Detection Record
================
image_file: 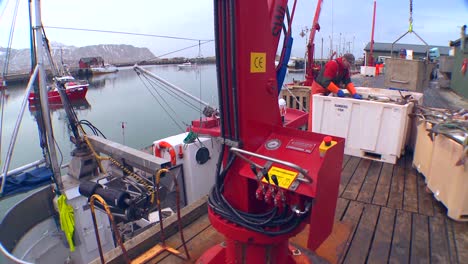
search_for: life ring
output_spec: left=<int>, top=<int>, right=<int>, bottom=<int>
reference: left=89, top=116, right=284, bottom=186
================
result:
left=154, top=141, right=177, bottom=166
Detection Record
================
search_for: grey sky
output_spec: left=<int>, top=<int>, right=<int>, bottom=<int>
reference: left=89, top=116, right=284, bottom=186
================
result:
left=1, top=0, right=467, bottom=59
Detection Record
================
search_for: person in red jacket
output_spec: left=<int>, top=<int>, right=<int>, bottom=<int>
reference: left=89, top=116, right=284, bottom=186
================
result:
left=312, top=53, right=362, bottom=99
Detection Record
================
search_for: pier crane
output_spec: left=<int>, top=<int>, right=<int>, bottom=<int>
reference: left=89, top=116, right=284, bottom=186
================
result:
left=198, top=0, right=344, bottom=263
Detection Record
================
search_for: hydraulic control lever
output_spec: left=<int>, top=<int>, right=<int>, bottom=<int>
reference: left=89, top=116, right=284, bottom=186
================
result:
left=230, top=147, right=312, bottom=183
left=252, top=164, right=266, bottom=200
left=271, top=175, right=286, bottom=208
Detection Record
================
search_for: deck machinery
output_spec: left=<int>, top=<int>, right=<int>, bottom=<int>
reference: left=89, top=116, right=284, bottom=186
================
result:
left=198, top=0, right=344, bottom=263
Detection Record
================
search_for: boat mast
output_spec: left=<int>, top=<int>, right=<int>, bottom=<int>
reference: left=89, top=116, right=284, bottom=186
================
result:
left=33, top=0, right=63, bottom=190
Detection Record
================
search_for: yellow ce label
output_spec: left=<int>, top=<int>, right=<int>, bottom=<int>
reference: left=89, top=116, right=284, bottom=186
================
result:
left=250, top=52, right=266, bottom=73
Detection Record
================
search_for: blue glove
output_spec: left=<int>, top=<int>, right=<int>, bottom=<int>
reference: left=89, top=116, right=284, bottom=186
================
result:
left=336, top=90, right=345, bottom=97
left=352, top=93, right=362, bottom=100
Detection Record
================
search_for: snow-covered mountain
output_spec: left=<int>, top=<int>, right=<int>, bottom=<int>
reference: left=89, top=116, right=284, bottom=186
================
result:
left=0, top=44, right=155, bottom=74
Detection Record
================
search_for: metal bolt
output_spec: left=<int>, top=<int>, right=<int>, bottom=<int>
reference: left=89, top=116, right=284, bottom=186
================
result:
left=292, top=248, right=301, bottom=256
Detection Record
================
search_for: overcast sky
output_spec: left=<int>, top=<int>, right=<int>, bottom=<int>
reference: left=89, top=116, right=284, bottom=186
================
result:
left=0, top=0, right=467, bottom=60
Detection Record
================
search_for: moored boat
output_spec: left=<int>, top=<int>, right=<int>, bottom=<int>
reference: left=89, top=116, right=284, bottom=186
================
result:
left=177, top=62, right=196, bottom=70
left=28, top=76, right=89, bottom=104
left=90, top=64, right=118, bottom=75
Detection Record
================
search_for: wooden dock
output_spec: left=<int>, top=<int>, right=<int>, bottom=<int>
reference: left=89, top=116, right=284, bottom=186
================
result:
left=99, top=154, right=468, bottom=264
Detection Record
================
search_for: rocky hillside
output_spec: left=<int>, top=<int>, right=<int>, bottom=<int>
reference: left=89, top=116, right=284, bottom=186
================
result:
left=0, top=44, right=155, bottom=74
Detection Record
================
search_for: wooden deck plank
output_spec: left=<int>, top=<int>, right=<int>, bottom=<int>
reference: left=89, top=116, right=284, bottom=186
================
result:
left=417, top=172, right=434, bottom=216
left=452, top=220, right=468, bottom=264
left=429, top=215, right=451, bottom=263
left=335, top=197, right=349, bottom=221
left=446, top=219, right=460, bottom=264
left=148, top=214, right=212, bottom=263
left=367, top=207, right=396, bottom=263
left=342, top=155, right=351, bottom=169
left=338, top=157, right=361, bottom=195
left=389, top=210, right=412, bottom=264
left=356, top=161, right=383, bottom=203
left=410, top=214, right=430, bottom=264
left=343, top=204, right=380, bottom=264
left=157, top=226, right=224, bottom=264
left=340, top=201, right=365, bottom=263
left=372, top=163, right=394, bottom=206
left=341, top=159, right=372, bottom=199
left=403, top=158, right=419, bottom=213
left=387, top=157, right=406, bottom=210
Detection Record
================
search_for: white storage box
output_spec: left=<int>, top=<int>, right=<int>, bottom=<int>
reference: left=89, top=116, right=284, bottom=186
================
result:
left=360, top=66, right=376, bottom=77
left=427, top=134, right=468, bottom=221
left=312, top=87, right=423, bottom=164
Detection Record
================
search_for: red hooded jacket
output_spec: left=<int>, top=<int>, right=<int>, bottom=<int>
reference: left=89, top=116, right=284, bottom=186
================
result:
left=315, top=57, right=351, bottom=89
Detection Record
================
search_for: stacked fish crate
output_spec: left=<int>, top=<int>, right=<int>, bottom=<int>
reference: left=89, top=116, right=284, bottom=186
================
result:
left=412, top=107, right=468, bottom=221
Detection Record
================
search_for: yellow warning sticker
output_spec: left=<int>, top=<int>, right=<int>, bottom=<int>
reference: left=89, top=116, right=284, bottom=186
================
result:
left=262, top=166, right=298, bottom=189
left=250, top=52, right=266, bottom=73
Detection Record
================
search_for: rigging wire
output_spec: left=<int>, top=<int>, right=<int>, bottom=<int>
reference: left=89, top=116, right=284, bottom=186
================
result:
left=0, top=0, right=10, bottom=19
left=143, top=74, right=203, bottom=112
left=44, top=25, right=214, bottom=65
left=136, top=73, right=186, bottom=132
left=147, top=40, right=214, bottom=63
left=44, top=26, right=213, bottom=42
left=2, top=0, right=20, bottom=77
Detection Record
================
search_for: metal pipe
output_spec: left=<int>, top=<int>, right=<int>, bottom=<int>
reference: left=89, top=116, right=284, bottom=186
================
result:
left=0, top=159, right=45, bottom=179
left=368, top=0, right=376, bottom=66
left=34, top=0, right=63, bottom=191
left=461, top=25, right=466, bottom=52
left=230, top=147, right=312, bottom=183
left=0, top=65, right=39, bottom=194
left=133, top=66, right=212, bottom=108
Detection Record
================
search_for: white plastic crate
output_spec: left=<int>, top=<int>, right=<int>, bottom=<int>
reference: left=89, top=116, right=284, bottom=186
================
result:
left=360, top=66, right=376, bottom=77
left=312, top=87, right=423, bottom=164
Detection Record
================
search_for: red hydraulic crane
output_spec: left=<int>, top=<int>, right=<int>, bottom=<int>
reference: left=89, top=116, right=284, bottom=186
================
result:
left=304, top=0, right=323, bottom=86
left=197, top=1, right=344, bottom=263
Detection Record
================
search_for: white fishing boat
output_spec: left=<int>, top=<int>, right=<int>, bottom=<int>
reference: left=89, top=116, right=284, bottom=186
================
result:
left=177, top=62, right=196, bottom=70
left=90, top=64, right=118, bottom=75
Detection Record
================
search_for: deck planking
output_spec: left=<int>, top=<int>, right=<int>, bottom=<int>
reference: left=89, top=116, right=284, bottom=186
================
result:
left=149, top=154, right=468, bottom=264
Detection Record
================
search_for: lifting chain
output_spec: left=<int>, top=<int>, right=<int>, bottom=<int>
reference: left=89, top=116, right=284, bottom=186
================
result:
left=409, top=0, right=413, bottom=32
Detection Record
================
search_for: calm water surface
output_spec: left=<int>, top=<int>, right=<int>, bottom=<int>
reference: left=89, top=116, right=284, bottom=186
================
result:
left=1, top=64, right=304, bottom=169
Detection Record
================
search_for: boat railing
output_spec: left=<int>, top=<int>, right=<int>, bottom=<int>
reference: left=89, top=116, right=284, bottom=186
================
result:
left=0, top=243, right=31, bottom=264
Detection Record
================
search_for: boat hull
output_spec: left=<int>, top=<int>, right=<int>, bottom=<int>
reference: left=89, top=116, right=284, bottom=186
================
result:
left=28, top=87, right=88, bottom=104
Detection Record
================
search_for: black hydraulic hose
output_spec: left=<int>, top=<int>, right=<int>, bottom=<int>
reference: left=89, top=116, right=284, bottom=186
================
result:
left=221, top=0, right=233, bottom=140
left=213, top=0, right=225, bottom=140
left=228, top=0, right=240, bottom=141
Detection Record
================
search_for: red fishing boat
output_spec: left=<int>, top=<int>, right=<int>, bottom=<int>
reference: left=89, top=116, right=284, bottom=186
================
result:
left=28, top=76, right=89, bottom=104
